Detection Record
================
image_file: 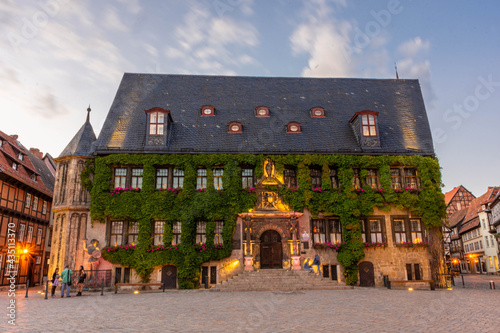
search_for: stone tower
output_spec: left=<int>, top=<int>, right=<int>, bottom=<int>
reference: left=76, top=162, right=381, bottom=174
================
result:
left=49, top=107, right=96, bottom=275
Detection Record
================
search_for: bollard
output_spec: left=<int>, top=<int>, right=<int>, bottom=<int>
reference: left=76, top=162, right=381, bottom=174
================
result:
left=204, top=277, right=208, bottom=289
left=163, top=282, right=166, bottom=292
left=25, top=279, right=30, bottom=298
left=44, top=278, right=49, bottom=300
left=461, top=275, right=465, bottom=288
left=489, top=281, right=495, bottom=290
left=101, top=278, right=104, bottom=296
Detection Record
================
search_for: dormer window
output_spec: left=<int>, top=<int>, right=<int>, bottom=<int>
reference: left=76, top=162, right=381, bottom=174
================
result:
left=361, top=114, right=377, bottom=136
left=150, top=113, right=163, bottom=135
left=287, top=122, right=301, bottom=133
left=255, top=106, right=269, bottom=117
left=31, top=174, right=37, bottom=182
left=349, top=110, right=380, bottom=149
left=12, top=162, right=18, bottom=171
left=18, top=153, right=24, bottom=161
left=201, top=105, right=215, bottom=116
left=310, top=107, right=325, bottom=118
left=145, top=107, right=173, bottom=147
left=228, top=121, right=242, bottom=133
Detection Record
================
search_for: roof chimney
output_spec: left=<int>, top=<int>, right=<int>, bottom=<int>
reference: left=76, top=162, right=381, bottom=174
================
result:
left=10, top=134, right=18, bottom=140
left=30, top=148, right=43, bottom=159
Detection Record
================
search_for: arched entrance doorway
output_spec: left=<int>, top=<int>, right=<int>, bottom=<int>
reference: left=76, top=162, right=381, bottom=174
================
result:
left=359, top=261, right=375, bottom=287
left=260, top=230, right=282, bottom=269
left=161, top=265, right=177, bottom=289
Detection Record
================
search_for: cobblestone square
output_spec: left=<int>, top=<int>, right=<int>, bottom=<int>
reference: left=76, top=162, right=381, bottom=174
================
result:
left=2, top=277, right=499, bottom=333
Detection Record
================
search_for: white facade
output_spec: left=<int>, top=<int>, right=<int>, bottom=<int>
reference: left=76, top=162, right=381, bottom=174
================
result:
left=478, top=211, right=499, bottom=273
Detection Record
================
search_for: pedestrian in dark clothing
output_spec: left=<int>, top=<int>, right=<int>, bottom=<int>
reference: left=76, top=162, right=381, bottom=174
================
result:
left=51, top=268, right=59, bottom=298
left=313, top=254, right=321, bottom=276
left=77, top=266, right=86, bottom=296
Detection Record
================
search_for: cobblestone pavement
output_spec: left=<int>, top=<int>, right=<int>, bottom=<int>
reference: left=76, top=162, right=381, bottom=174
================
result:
left=1, top=283, right=499, bottom=333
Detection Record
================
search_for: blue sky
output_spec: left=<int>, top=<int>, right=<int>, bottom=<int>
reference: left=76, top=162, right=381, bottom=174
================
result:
left=1, top=0, right=499, bottom=196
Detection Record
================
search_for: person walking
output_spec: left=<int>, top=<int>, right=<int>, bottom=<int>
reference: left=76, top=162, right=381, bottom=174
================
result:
left=60, top=265, right=73, bottom=298
left=51, top=268, right=60, bottom=298
left=76, top=266, right=86, bottom=296
left=313, top=254, right=321, bottom=276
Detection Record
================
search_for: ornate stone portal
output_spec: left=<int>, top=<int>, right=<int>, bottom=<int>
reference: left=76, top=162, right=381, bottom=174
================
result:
left=239, top=158, right=303, bottom=271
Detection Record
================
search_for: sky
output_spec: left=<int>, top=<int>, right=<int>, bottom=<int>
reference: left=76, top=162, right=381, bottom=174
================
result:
left=1, top=0, right=499, bottom=197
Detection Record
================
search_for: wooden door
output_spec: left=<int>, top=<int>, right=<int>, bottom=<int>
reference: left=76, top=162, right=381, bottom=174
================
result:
left=260, top=230, right=282, bottom=269
left=359, top=261, right=375, bottom=287
left=161, top=265, right=177, bottom=289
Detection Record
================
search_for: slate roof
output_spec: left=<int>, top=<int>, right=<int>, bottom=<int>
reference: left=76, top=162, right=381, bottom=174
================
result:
left=0, top=130, right=54, bottom=197
left=94, top=73, right=435, bottom=155
left=59, top=118, right=96, bottom=158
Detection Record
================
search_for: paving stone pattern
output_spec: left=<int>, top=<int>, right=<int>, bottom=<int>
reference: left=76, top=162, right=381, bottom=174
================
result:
left=1, top=284, right=499, bottom=332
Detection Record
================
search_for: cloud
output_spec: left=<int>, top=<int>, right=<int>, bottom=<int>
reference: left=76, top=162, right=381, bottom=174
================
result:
left=103, top=5, right=129, bottom=32
left=398, top=36, right=430, bottom=58
left=397, top=37, right=435, bottom=104
left=164, top=2, right=259, bottom=74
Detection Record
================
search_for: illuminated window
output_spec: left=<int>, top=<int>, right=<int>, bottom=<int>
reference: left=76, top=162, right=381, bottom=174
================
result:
left=390, top=168, right=402, bottom=190
left=312, top=219, right=326, bottom=243
left=213, top=168, right=224, bottom=190
left=365, top=169, right=379, bottom=189
left=156, top=168, right=169, bottom=189
left=128, top=222, right=139, bottom=245
left=329, top=220, right=342, bottom=243
left=196, top=221, right=206, bottom=244
left=197, top=168, right=207, bottom=190
left=172, top=222, right=181, bottom=245
left=352, top=168, right=361, bottom=189
left=214, top=221, right=223, bottom=245
left=241, top=168, right=254, bottom=189
left=153, top=221, right=165, bottom=246
left=404, top=168, right=419, bottom=189
left=149, top=111, right=165, bottom=135
left=110, top=221, right=123, bottom=246
left=410, top=219, right=423, bottom=243
left=361, top=114, right=377, bottom=137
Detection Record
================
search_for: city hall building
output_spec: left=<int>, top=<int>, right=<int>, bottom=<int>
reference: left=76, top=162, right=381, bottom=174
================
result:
left=49, top=74, right=446, bottom=289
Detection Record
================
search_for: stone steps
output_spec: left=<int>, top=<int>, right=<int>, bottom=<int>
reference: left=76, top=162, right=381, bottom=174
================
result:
left=211, top=269, right=353, bottom=292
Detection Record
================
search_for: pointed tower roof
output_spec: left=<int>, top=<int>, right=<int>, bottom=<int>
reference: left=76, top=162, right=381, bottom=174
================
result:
left=59, top=106, right=96, bottom=158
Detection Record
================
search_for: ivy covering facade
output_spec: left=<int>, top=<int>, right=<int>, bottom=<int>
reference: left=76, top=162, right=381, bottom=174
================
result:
left=84, top=153, right=446, bottom=288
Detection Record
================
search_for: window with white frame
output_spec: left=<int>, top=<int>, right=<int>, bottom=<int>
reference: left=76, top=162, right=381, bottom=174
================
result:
left=110, top=221, right=123, bottom=246
left=213, top=168, right=223, bottom=190
left=36, top=228, right=43, bottom=245
left=26, top=226, right=34, bottom=243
